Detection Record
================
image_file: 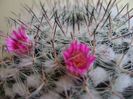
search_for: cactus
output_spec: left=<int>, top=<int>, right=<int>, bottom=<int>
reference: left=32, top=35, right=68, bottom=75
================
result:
left=0, top=0, right=133, bottom=99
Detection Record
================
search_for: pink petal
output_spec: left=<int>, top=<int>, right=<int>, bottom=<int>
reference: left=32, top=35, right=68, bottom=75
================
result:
left=87, top=55, right=96, bottom=65
left=19, top=26, right=28, bottom=40
left=63, top=51, right=70, bottom=60
left=7, top=46, right=14, bottom=52
left=67, top=46, right=73, bottom=54
left=12, top=30, right=19, bottom=39
left=78, top=69, right=85, bottom=75
left=6, top=38, right=15, bottom=51
left=70, top=40, right=78, bottom=50
left=67, top=65, right=75, bottom=73
left=84, top=44, right=90, bottom=53
left=79, top=43, right=89, bottom=53
left=6, top=38, right=14, bottom=45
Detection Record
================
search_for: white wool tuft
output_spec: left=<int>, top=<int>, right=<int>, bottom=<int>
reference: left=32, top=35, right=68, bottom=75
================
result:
left=43, top=60, right=57, bottom=72
left=27, top=74, right=41, bottom=88
left=18, top=57, right=33, bottom=68
left=0, top=68, right=18, bottom=79
left=130, top=17, right=133, bottom=27
left=89, top=67, right=108, bottom=86
left=12, top=82, right=28, bottom=96
left=115, top=54, right=129, bottom=67
left=80, top=90, right=102, bottom=99
left=96, top=45, right=115, bottom=62
left=123, top=38, right=131, bottom=44
left=112, top=38, right=123, bottom=45
left=127, top=47, right=133, bottom=61
left=110, top=7, right=117, bottom=17
left=108, top=95, right=122, bottom=99
left=115, top=47, right=133, bottom=69
left=40, top=91, right=60, bottom=99
left=55, top=75, right=74, bottom=92
left=4, top=86, right=14, bottom=98
left=112, top=74, right=132, bottom=92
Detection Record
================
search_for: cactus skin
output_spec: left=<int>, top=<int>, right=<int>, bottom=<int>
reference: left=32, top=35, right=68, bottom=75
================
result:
left=0, top=0, right=133, bottom=99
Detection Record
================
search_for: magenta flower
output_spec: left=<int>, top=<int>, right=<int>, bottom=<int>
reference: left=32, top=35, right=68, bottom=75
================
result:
left=6, top=26, right=32, bottom=55
left=63, top=40, right=95, bottom=76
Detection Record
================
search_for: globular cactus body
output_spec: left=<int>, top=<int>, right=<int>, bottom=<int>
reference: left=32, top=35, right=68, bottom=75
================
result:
left=0, top=0, right=133, bottom=99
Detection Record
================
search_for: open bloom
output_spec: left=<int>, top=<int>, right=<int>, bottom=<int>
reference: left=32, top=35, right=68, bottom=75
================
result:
left=6, top=26, right=32, bottom=55
left=63, top=40, right=95, bottom=76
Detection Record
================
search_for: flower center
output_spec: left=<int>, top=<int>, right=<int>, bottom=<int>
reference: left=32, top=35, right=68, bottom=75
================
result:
left=69, top=51, right=87, bottom=67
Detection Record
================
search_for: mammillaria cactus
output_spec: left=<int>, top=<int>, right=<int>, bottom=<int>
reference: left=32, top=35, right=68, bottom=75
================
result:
left=0, top=0, right=133, bottom=99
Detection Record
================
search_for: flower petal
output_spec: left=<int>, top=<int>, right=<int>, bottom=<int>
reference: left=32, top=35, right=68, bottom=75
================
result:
left=63, top=51, right=70, bottom=60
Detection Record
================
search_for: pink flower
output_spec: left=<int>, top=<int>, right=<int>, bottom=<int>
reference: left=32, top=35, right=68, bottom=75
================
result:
left=63, top=40, right=95, bottom=76
left=6, top=26, right=32, bottom=55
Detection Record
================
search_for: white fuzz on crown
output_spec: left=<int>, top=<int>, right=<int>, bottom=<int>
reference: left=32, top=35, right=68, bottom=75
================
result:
left=12, top=82, right=28, bottom=96
left=4, top=86, right=14, bottom=98
left=89, top=67, right=108, bottom=86
left=96, top=45, right=115, bottom=62
left=43, top=60, right=57, bottom=73
left=40, top=91, right=60, bottom=99
left=55, top=75, right=74, bottom=92
left=112, top=73, right=132, bottom=92
left=27, top=74, right=41, bottom=88
left=0, top=68, right=18, bottom=79
left=80, top=89, right=102, bottom=99
left=108, top=94, right=123, bottom=99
